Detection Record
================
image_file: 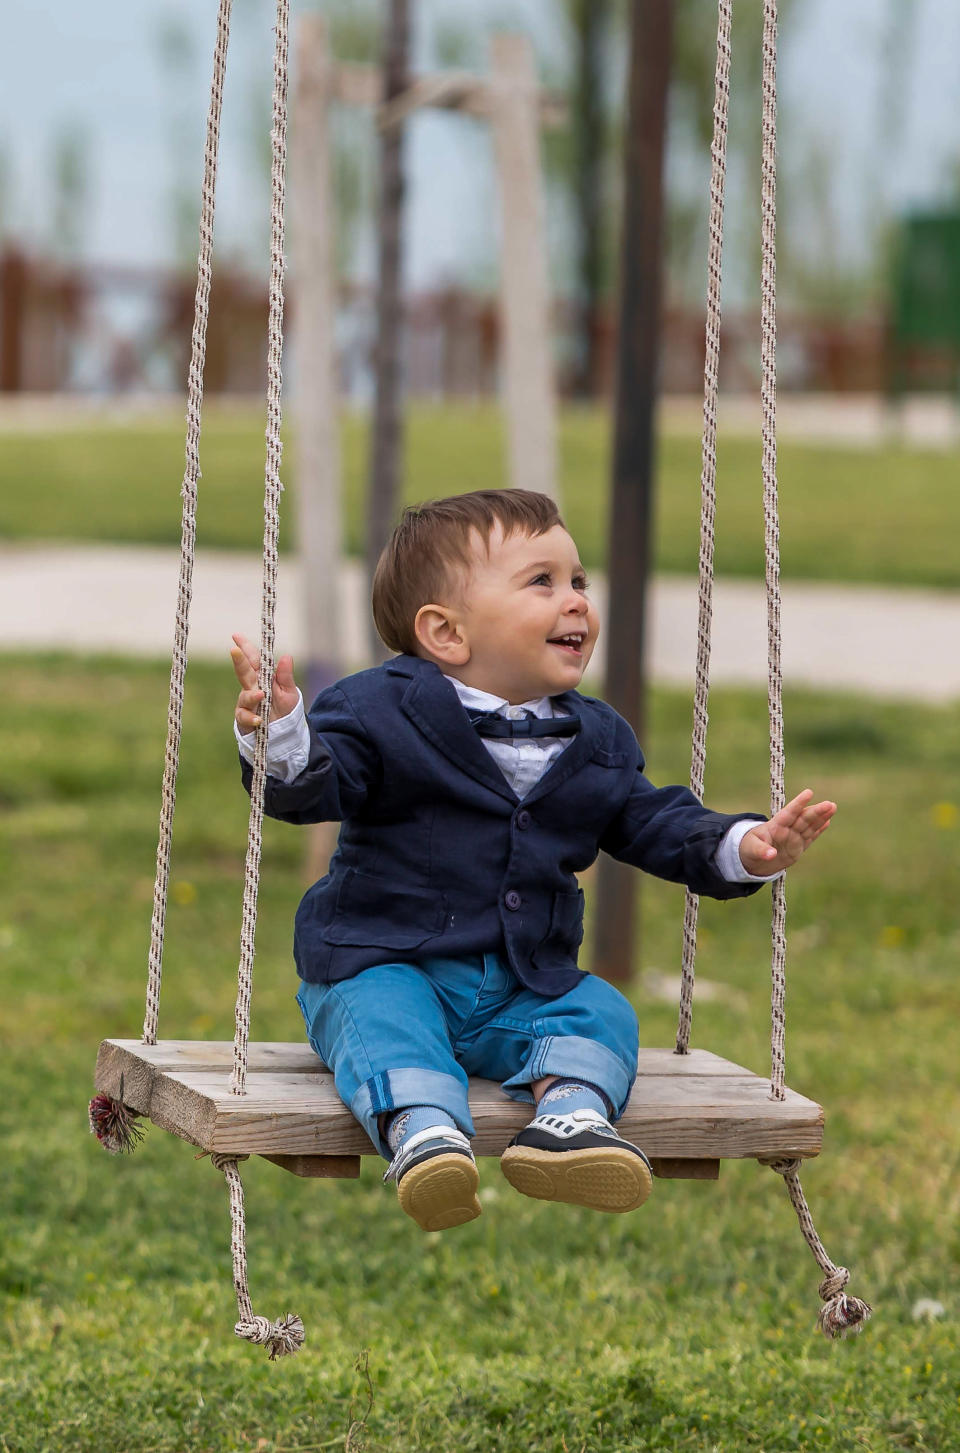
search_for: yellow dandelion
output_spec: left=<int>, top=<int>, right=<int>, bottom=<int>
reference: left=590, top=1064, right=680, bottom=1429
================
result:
left=933, top=802, right=958, bottom=830
left=879, top=925, right=904, bottom=948
left=172, top=880, right=198, bottom=906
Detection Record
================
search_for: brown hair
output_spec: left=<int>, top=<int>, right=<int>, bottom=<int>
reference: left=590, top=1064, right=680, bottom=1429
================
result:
left=372, top=488, right=564, bottom=655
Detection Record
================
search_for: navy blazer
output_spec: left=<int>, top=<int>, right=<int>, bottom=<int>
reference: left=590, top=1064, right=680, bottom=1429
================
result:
left=241, top=655, right=764, bottom=997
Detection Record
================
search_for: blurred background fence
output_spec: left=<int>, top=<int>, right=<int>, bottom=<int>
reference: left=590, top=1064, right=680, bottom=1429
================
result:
left=0, top=241, right=921, bottom=399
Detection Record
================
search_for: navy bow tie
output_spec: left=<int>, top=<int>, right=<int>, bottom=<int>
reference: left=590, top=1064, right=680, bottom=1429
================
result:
left=470, top=709, right=581, bottom=740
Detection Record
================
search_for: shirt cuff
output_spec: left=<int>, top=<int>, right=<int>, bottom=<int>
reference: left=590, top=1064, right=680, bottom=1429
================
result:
left=716, top=818, right=784, bottom=883
left=233, top=690, right=311, bottom=785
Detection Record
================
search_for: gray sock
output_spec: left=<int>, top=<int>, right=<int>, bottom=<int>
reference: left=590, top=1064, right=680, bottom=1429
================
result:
left=386, top=1104, right=458, bottom=1155
left=537, top=1078, right=611, bottom=1120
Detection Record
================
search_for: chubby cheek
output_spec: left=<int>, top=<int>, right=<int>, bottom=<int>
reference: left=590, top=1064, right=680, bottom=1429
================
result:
left=583, top=606, right=600, bottom=660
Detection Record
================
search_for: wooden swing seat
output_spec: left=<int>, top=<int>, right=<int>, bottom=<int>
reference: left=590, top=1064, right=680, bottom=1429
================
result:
left=94, top=1038, right=823, bottom=1182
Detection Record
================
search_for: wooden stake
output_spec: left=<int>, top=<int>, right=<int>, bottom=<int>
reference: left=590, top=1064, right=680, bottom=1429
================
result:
left=291, top=12, right=344, bottom=879
left=490, top=33, right=559, bottom=502
left=291, top=14, right=343, bottom=693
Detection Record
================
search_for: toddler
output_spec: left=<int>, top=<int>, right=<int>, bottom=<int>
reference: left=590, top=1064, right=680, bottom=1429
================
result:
left=232, top=489, right=834, bottom=1231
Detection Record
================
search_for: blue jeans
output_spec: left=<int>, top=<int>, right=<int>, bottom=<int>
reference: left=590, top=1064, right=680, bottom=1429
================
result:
left=296, top=952, right=639, bottom=1158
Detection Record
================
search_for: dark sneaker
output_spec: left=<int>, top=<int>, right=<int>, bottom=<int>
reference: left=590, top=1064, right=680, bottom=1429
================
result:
left=383, top=1126, right=481, bottom=1232
left=500, top=1108, right=652, bottom=1213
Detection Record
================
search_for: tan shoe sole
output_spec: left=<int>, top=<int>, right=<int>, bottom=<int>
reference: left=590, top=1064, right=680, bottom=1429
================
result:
left=500, top=1143, right=653, bottom=1214
left=396, top=1152, right=482, bottom=1232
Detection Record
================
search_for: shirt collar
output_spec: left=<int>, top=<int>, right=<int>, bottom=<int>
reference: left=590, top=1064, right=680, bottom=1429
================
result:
left=442, top=675, right=558, bottom=720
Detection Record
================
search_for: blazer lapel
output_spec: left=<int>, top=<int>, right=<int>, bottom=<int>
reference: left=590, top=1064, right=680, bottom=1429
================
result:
left=521, top=690, right=609, bottom=804
left=393, top=658, right=520, bottom=803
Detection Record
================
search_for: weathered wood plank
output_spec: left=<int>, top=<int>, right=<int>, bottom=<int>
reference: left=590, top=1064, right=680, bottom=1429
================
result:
left=261, top=1154, right=361, bottom=1179
left=96, top=1040, right=323, bottom=1079
left=649, top=1158, right=720, bottom=1181
left=97, top=1040, right=754, bottom=1079
left=164, top=1069, right=816, bottom=1115
left=198, top=1102, right=821, bottom=1160
left=94, top=1039, right=823, bottom=1163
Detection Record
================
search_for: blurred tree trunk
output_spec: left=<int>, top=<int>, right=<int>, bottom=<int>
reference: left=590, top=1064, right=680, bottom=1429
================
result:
left=569, top=0, right=609, bottom=399
left=365, top=0, right=410, bottom=659
left=592, top=0, right=672, bottom=985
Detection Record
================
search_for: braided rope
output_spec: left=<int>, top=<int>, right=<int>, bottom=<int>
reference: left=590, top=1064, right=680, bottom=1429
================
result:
left=143, top=0, right=233, bottom=1046
left=676, top=0, right=733, bottom=1056
left=127, top=0, right=306, bottom=1358
left=765, top=1160, right=872, bottom=1338
left=212, top=1154, right=305, bottom=1358
left=758, top=7, right=869, bottom=1332
left=760, top=0, right=787, bottom=1100
left=231, top=0, right=290, bottom=1097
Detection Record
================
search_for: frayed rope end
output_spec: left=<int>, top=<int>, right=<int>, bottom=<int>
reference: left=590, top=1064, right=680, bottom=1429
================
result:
left=818, top=1292, right=872, bottom=1340
left=88, top=1093, right=145, bottom=1154
left=236, top=1312, right=305, bottom=1360
left=817, top=1270, right=872, bottom=1340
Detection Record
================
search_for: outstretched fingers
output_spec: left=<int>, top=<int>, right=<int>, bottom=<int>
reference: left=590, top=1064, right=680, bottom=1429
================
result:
left=768, top=791, right=836, bottom=863
left=231, top=633, right=265, bottom=731
left=777, top=787, right=814, bottom=823
left=777, top=789, right=836, bottom=834
left=231, top=633, right=261, bottom=687
left=231, top=635, right=300, bottom=730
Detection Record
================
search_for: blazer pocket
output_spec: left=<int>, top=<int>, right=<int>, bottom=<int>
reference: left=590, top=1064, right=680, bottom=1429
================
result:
left=531, top=887, right=585, bottom=972
left=325, top=868, right=447, bottom=948
left=544, top=887, right=586, bottom=948
left=590, top=748, right=629, bottom=769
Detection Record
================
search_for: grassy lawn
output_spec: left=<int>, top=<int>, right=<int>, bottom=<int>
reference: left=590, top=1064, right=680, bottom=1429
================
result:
left=2, top=653, right=959, bottom=1450
left=2, top=402, right=960, bottom=588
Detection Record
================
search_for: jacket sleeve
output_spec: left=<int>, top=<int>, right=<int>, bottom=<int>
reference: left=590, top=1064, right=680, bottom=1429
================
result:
left=239, top=683, right=381, bottom=825
left=598, top=764, right=767, bottom=900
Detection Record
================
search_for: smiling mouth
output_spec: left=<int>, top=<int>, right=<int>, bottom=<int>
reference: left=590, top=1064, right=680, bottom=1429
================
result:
left=548, top=633, right=585, bottom=655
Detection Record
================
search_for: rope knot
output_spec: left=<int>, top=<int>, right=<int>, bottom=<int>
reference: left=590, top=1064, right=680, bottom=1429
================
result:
left=818, top=1267, right=849, bottom=1301
left=766, top=1157, right=802, bottom=1178
left=766, top=1159, right=873, bottom=1338
left=236, top=1312, right=305, bottom=1360
left=210, top=1152, right=250, bottom=1171
left=815, top=1267, right=872, bottom=1340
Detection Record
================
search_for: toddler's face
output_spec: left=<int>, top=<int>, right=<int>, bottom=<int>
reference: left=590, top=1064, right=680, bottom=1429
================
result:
left=452, top=522, right=599, bottom=702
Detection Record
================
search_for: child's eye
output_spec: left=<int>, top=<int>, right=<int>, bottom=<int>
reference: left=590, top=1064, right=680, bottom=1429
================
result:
left=574, top=576, right=590, bottom=592
left=530, top=572, right=552, bottom=586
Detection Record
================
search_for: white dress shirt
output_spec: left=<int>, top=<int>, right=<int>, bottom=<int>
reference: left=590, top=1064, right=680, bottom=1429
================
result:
left=234, top=674, right=778, bottom=884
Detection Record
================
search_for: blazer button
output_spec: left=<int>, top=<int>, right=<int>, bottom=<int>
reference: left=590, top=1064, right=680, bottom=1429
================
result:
left=515, top=810, right=531, bottom=830
left=504, top=890, right=522, bottom=911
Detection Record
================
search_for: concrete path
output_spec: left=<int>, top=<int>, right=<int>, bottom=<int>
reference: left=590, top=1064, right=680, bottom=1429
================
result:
left=4, top=541, right=958, bottom=703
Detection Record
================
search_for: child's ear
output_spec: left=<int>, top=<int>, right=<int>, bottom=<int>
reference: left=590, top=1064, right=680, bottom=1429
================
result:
left=414, top=604, right=470, bottom=665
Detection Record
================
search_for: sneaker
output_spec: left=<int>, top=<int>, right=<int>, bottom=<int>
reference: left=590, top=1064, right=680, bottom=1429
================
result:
left=500, top=1108, right=652, bottom=1213
left=383, top=1126, right=481, bottom=1232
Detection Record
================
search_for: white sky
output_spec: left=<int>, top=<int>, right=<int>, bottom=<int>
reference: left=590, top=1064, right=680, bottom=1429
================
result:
left=1, top=0, right=958, bottom=294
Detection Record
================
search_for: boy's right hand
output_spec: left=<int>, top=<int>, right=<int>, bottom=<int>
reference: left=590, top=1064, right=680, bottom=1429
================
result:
left=231, top=632, right=300, bottom=731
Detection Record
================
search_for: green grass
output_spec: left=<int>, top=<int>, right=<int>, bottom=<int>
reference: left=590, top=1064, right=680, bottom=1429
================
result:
left=2, top=403, right=960, bottom=587
left=2, top=653, right=959, bottom=1450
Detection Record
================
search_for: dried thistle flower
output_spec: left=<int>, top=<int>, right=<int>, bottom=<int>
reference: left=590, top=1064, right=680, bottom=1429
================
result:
left=88, top=1092, right=145, bottom=1154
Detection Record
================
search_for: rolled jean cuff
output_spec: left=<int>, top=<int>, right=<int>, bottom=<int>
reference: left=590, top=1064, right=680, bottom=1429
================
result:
left=500, top=1034, right=636, bottom=1120
left=351, top=1067, right=475, bottom=1158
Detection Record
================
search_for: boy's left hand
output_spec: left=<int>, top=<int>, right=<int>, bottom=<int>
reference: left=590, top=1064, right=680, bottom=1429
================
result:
left=739, top=789, right=836, bottom=876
